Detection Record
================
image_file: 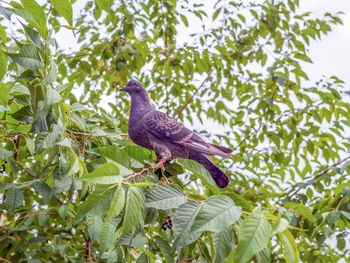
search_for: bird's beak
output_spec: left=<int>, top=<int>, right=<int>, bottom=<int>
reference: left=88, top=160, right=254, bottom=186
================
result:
left=119, top=86, right=127, bottom=92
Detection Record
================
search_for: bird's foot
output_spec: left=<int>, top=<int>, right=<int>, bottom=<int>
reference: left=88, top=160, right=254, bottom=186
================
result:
left=155, top=159, right=168, bottom=171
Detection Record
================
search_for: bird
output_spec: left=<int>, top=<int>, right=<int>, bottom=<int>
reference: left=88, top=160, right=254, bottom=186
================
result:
left=120, top=79, right=232, bottom=188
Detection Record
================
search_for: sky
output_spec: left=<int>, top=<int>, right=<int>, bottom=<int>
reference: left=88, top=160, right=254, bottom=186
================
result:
left=299, top=1, right=350, bottom=85
left=55, top=0, right=350, bottom=89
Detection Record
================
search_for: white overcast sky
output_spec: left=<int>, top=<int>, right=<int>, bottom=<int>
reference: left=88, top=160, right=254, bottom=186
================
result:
left=56, top=0, right=350, bottom=87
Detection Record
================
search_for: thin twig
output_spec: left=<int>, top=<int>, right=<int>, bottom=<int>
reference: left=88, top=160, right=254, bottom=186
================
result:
left=288, top=155, right=350, bottom=199
left=0, top=257, right=11, bottom=263
left=179, top=255, right=200, bottom=263
left=314, top=155, right=350, bottom=179
left=176, top=68, right=214, bottom=120
left=66, top=129, right=82, bottom=156
left=12, top=135, right=36, bottom=178
left=335, top=198, right=344, bottom=212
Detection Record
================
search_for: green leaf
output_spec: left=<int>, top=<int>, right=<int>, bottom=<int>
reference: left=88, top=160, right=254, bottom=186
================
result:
left=191, top=195, right=242, bottom=233
left=174, top=201, right=202, bottom=248
left=0, top=50, right=7, bottom=82
left=99, top=222, right=117, bottom=254
left=155, top=236, right=174, bottom=263
left=95, top=0, right=112, bottom=13
left=34, top=181, right=52, bottom=204
left=78, top=163, right=122, bottom=184
left=91, top=146, right=130, bottom=168
left=5, top=187, right=24, bottom=213
left=234, top=214, right=272, bottom=263
left=294, top=53, right=313, bottom=63
left=0, top=24, right=6, bottom=42
left=278, top=229, right=299, bottom=263
left=21, top=0, right=46, bottom=27
left=41, top=61, right=58, bottom=86
left=284, top=202, right=315, bottom=223
left=75, top=185, right=115, bottom=221
left=177, top=159, right=218, bottom=189
left=23, top=24, right=43, bottom=50
left=0, top=148, right=13, bottom=159
left=180, top=14, right=189, bottom=27
left=213, top=226, right=234, bottom=263
left=106, top=183, right=125, bottom=221
left=0, top=83, right=9, bottom=106
left=256, top=248, right=271, bottom=263
left=122, top=186, right=143, bottom=235
left=146, top=184, right=187, bottom=209
left=51, top=0, right=73, bottom=26
left=222, top=192, right=251, bottom=212
left=6, top=44, right=44, bottom=70
left=272, top=217, right=289, bottom=235
left=87, top=215, right=103, bottom=243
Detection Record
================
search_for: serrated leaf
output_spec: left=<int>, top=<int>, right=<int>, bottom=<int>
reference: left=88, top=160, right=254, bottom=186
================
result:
left=278, top=229, right=299, bottom=263
left=78, top=163, right=122, bottom=184
left=41, top=61, right=58, bottom=86
left=99, top=222, right=117, bottom=254
left=0, top=148, right=13, bottom=159
left=284, top=202, right=315, bottom=223
left=87, top=215, right=103, bottom=243
left=95, top=0, right=112, bottom=13
left=146, top=184, right=187, bottom=209
left=122, top=186, right=143, bottom=235
left=34, top=181, right=52, bottom=204
left=0, top=24, right=6, bottom=42
left=75, top=185, right=115, bottom=221
left=6, top=44, right=44, bottom=70
left=5, top=187, right=24, bottom=213
left=0, top=50, right=7, bottom=82
left=174, top=201, right=202, bottom=248
left=91, top=146, right=130, bottom=168
left=234, top=214, right=272, bottom=263
left=21, top=0, right=46, bottom=27
left=177, top=159, right=218, bottom=189
left=106, top=183, right=125, bottom=221
left=191, top=195, right=241, bottom=233
left=0, top=83, right=9, bottom=106
left=272, top=217, right=289, bottom=235
left=213, top=226, right=234, bottom=263
left=155, top=236, right=174, bottom=263
left=257, top=248, right=271, bottom=263
left=180, top=14, right=188, bottom=26
left=51, top=0, right=73, bottom=26
left=294, top=53, right=312, bottom=63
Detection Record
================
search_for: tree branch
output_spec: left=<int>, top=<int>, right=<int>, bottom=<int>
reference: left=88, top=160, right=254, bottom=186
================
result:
left=288, top=155, right=350, bottom=199
left=176, top=68, right=214, bottom=120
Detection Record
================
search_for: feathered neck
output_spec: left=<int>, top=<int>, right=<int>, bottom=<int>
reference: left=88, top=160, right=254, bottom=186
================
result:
left=129, top=89, right=153, bottom=122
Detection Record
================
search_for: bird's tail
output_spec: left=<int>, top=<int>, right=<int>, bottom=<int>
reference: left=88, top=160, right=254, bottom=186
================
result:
left=210, top=144, right=233, bottom=154
left=189, top=151, right=229, bottom=188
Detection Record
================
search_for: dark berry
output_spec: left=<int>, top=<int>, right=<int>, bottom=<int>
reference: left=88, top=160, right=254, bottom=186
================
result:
left=4, top=161, right=7, bottom=163
left=14, top=139, right=17, bottom=143
left=162, top=226, right=167, bottom=231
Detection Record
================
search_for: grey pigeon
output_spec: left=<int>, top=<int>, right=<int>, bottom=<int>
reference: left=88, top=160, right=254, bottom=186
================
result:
left=120, top=80, right=232, bottom=188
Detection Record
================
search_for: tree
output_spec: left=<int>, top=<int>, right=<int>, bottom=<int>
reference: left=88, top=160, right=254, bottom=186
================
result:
left=0, top=0, right=349, bottom=262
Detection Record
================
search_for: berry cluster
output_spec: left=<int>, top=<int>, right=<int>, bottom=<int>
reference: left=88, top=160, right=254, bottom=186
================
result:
left=162, top=215, right=172, bottom=230
left=0, top=161, right=7, bottom=174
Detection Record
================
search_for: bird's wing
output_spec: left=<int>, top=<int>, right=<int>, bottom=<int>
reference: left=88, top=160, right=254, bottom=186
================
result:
left=143, top=110, right=232, bottom=159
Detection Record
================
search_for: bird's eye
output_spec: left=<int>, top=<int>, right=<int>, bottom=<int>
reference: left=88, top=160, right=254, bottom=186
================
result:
left=131, top=82, right=135, bottom=86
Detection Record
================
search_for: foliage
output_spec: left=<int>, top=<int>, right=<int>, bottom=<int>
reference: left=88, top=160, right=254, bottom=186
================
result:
left=0, top=0, right=349, bottom=262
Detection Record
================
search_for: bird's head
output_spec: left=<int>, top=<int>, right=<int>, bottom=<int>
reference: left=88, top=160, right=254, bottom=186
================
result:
left=120, top=80, right=144, bottom=94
